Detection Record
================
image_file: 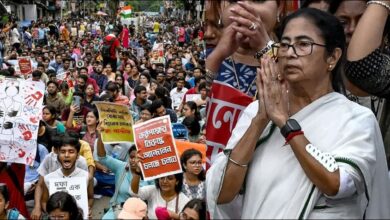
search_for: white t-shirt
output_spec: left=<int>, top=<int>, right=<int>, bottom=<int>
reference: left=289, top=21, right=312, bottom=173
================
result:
left=170, top=87, right=188, bottom=110
left=130, top=185, right=190, bottom=220
left=44, top=167, right=89, bottom=190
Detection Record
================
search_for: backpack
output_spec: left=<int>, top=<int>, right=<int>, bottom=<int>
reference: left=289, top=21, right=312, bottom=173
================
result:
left=101, top=37, right=115, bottom=58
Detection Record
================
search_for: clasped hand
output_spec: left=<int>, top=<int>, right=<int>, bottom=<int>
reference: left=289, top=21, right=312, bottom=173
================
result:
left=256, top=57, right=289, bottom=128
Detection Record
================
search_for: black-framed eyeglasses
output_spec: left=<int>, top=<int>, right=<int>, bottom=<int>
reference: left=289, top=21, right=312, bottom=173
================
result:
left=275, top=41, right=326, bottom=57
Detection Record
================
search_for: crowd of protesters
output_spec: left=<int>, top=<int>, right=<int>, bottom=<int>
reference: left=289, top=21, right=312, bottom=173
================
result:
left=0, top=9, right=207, bottom=220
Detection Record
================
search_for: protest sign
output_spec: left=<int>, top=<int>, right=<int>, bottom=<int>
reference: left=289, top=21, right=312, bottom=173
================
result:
left=186, top=94, right=201, bottom=102
left=133, top=115, right=182, bottom=181
left=18, top=57, right=33, bottom=75
left=0, top=78, right=45, bottom=165
left=175, top=140, right=206, bottom=165
left=95, top=102, right=133, bottom=144
left=49, top=177, right=88, bottom=219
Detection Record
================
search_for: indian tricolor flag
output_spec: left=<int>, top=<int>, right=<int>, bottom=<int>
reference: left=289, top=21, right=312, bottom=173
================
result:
left=120, top=6, right=132, bottom=19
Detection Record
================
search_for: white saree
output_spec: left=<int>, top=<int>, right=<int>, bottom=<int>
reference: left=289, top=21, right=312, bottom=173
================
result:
left=206, top=92, right=390, bottom=219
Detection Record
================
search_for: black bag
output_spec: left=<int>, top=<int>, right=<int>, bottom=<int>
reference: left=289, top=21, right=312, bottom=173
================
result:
left=102, top=37, right=115, bottom=58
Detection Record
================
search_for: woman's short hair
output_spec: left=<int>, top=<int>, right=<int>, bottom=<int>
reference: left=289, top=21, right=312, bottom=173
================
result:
left=182, top=199, right=207, bottom=220
left=276, top=8, right=346, bottom=93
left=180, top=148, right=205, bottom=181
left=46, top=191, right=83, bottom=220
left=155, top=173, right=184, bottom=193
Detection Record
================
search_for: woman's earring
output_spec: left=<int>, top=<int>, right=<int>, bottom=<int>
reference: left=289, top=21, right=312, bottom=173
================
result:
left=218, top=18, right=222, bottom=27
left=277, top=15, right=280, bottom=23
left=328, top=65, right=333, bottom=71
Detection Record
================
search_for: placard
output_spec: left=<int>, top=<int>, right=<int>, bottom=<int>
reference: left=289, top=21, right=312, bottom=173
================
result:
left=0, top=78, right=45, bottom=165
left=186, top=94, right=201, bottom=102
left=49, top=177, right=88, bottom=219
left=18, top=57, right=33, bottom=75
left=95, top=102, right=134, bottom=144
left=133, top=115, right=182, bottom=181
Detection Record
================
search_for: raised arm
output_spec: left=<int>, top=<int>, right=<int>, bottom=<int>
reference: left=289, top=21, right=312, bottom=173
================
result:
left=347, top=1, right=389, bottom=61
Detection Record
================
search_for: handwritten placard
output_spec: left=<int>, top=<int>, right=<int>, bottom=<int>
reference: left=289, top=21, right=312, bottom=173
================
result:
left=0, top=78, right=45, bottom=165
left=133, top=115, right=182, bottom=181
left=95, top=102, right=134, bottom=144
left=49, top=177, right=88, bottom=219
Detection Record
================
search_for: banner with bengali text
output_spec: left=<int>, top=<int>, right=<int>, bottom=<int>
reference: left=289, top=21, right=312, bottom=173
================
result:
left=133, top=115, right=182, bottom=181
left=49, top=177, right=89, bottom=219
left=205, top=81, right=253, bottom=169
left=95, top=102, right=134, bottom=144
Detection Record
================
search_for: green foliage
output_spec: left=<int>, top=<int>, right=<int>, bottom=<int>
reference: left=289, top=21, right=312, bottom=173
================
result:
left=123, top=0, right=163, bottom=12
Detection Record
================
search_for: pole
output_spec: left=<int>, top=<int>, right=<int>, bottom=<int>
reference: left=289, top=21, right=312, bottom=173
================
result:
left=60, top=0, right=62, bottom=20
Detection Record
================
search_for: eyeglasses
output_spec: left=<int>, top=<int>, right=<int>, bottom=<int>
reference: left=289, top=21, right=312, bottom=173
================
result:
left=276, top=41, right=326, bottom=57
left=188, top=160, right=202, bottom=166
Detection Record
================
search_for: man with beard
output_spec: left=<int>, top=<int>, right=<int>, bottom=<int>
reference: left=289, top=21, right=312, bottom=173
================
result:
left=44, top=81, right=66, bottom=116
left=91, top=63, right=108, bottom=94
left=41, top=134, right=93, bottom=218
left=131, top=85, right=152, bottom=122
left=156, top=72, right=172, bottom=91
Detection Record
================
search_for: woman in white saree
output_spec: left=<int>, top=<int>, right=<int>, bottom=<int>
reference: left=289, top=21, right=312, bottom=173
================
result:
left=206, top=8, right=390, bottom=219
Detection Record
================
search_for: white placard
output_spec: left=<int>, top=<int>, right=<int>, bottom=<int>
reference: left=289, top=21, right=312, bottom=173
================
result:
left=49, top=177, right=88, bottom=219
left=186, top=94, right=201, bottom=102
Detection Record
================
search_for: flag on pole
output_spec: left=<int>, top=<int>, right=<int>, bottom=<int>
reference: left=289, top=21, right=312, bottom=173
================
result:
left=120, top=5, right=132, bottom=19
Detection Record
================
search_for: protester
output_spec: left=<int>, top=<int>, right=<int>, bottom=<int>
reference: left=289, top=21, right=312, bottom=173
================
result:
left=42, top=133, right=94, bottom=217
left=180, top=199, right=207, bottom=220
left=181, top=149, right=206, bottom=200
left=207, top=8, right=390, bottom=219
left=0, top=184, right=26, bottom=219
left=46, top=191, right=83, bottom=220
left=131, top=171, right=190, bottom=220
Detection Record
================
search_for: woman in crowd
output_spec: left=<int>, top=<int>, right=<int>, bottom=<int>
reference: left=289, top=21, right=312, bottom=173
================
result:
left=81, top=109, right=99, bottom=152
left=115, top=73, right=133, bottom=99
left=46, top=191, right=83, bottom=220
left=180, top=199, right=207, bottom=220
left=182, top=116, right=201, bottom=143
left=84, top=84, right=100, bottom=110
left=128, top=66, right=140, bottom=89
left=344, top=0, right=390, bottom=156
left=138, top=72, right=152, bottom=94
left=135, top=103, right=153, bottom=125
left=207, top=8, right=390, bottom=219
left=104, top=63, right=116, bottom=82
left=122, top=63, right=132, bottom=81
left=96, top=129, right=149, bottom=219
left=0, top=184, right=25, bottom=220
left=179, top=101, right=202, bottom=124
left=180, top=149, right=206, bottom=200
left=131, top=169, right=190, bottom=219
left=42, top=105, right=66, bottom=134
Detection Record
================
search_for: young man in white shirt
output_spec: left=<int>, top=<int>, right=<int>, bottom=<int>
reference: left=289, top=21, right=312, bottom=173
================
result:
left=41, top=134, right=94, bottom=218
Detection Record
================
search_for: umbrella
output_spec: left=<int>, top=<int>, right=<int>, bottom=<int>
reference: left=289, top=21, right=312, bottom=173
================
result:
left=96, top=11, right=108, bottom=16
